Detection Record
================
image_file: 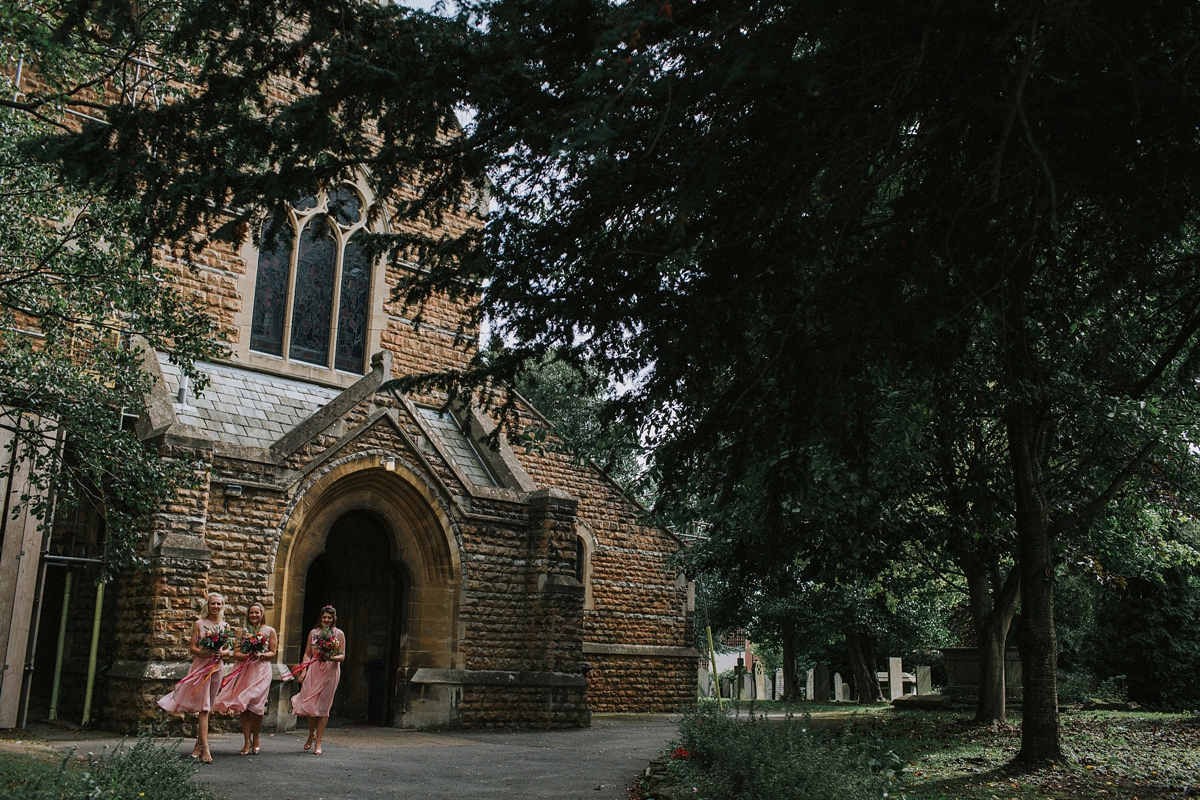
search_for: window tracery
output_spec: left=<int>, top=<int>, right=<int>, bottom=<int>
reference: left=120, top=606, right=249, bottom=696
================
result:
left=249, top=184, right=373, bottom=374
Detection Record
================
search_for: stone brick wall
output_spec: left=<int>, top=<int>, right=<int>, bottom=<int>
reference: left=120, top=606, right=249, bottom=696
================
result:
left=584, top=654, right=699, bottom=713
left=461, top=685, right=587, bottom=729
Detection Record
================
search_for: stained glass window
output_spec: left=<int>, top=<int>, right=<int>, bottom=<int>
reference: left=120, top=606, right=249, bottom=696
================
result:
left=249, top=184, right=375, bottom=374
left=249, top=213, right=292, bottom=356
left=336, top=234, right=370, bottom=373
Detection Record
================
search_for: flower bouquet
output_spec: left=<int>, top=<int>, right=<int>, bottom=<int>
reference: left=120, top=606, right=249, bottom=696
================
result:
left=239, top=631, right=270, bottom=656
left=312, top=630, right=341, bottom=659
left=220, top=630, right=271, bottom=689
left=196, top=626, right=233, bottom=653
left=282, top=630, right=339, bottom=682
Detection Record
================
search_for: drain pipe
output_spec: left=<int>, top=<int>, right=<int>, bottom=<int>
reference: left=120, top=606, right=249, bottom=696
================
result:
left=80, top=580, right=105, bottom=726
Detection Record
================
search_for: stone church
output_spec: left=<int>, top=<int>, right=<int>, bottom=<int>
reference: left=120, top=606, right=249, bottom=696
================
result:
left=0, top=175, right=698, bottom=731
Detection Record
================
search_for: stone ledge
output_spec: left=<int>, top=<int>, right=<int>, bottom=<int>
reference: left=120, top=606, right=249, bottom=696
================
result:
left=582, top=643, right=701, bottom=658
left=410, top=668, right=587, bottom=687
left=107, top=660, right=294, bottom=681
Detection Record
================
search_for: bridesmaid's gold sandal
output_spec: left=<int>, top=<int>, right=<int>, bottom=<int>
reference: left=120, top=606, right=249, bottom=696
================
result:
left=201, top=746, right=213, bottom=764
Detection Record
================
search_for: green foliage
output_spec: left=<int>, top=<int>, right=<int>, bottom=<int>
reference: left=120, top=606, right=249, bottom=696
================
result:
left=505, top=349, right=647, bottom=498
left=1, top=104, right=217, bottom=575
left=664, top=705, right=886, bottom=800
left=15, top=737, right=216, bottom=800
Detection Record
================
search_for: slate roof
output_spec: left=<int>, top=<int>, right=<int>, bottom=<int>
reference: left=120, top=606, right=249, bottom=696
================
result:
left=157, top=354, right=342, bottom=449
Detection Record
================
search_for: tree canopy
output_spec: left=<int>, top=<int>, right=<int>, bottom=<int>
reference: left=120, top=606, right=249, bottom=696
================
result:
left=16, top=0, right=1200, bottom=763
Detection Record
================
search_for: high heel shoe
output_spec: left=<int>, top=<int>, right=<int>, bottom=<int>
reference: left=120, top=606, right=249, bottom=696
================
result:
left=190, top=743, right=203, bottom=760
left=303, top=736, right=314, bottom=751
left=313, top=741, right=322, bottom=756
left=251, top=737, right=261, bottom=756
left=239, top=740, right=252, bottom=756
left=201, top=745, right=213, bottom=764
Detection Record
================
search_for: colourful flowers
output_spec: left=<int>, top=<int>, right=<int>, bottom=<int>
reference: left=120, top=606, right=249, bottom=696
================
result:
left=239, top=631, right=269, bottom=655
left=196, top=627, right=232, bottom=653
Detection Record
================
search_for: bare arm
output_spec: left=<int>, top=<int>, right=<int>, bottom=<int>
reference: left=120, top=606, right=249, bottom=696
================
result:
left=187, top=620, right=205, bottom=658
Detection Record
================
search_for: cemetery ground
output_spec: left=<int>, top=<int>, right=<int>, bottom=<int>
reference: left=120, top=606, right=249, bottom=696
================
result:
left=637, top=702, right=1200, bottom=800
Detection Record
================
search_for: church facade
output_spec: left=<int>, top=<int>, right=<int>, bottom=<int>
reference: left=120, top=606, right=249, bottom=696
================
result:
left=9, top=177, right=698, bottom=731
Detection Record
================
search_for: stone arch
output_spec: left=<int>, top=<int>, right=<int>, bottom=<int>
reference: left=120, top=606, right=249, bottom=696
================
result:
left=270, top=450, right=462, bottom=687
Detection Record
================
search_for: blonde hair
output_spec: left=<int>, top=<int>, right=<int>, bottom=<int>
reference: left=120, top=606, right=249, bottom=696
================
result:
left=204, top=592, right=226, bottom=626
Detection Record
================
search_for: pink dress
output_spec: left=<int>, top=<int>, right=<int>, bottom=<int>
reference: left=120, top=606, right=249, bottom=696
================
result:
left=157, top=621, right=226, bottom=714
left=214, top=625, right=275, bottom=716
left=290, top=627, right=343, bottom=718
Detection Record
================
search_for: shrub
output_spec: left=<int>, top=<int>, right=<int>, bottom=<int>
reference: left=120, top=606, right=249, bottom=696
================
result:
left=1057, top=669, right=1094, bottom=704
left=20, top=737, right=217, bottom=800
left=662, top=704, right=889, bottom=800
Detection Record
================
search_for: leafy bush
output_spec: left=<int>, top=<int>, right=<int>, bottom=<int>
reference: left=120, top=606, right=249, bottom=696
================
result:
left=20, top=737, right=216, bottom=800
left=661, top=704, right=889, bottom=800
left=1057, top=669, right=1094, bottom=704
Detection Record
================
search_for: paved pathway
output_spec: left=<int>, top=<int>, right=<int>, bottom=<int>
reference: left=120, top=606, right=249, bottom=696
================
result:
left=27, top=714, right=683, bottom=799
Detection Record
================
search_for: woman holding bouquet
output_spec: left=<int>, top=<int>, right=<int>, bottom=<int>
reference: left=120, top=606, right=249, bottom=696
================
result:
left=290, top=604, right=345, bottom=755
left=157, top=592, right=232, bottom=764
left=214, top=602, right=277, bottom=755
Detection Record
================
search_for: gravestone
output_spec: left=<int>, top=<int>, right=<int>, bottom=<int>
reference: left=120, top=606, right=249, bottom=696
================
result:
left=813, top=664, right=832, bottom=703
left=833, top=672, right=844, bottom=702
left=888, top=657, right=904, bottom=700
left=915, top=665, right=932, bottom=696
left=806, top=669, right=814, bottom=701
left=775, top=668, right=784, bottom=699
left=754, top=660, right=767, bottom=700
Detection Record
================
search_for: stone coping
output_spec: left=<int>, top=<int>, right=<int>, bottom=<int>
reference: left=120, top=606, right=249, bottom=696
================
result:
left=107, top=660, right=293, bottom=681
left=582, top=643, right=701, bottom=658
left=409, top=668, right=587, bottom=688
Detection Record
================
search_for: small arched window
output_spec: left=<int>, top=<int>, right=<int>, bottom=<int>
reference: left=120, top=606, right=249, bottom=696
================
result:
left=249, top=184, right=373, bottom=374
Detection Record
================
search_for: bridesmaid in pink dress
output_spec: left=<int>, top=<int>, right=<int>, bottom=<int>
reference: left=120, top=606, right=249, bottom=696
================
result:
left=157, top=592, right=232, bottom=763
left=290, top=604, right=345, bottom=755
left=214, top=602, right=277, bottom=756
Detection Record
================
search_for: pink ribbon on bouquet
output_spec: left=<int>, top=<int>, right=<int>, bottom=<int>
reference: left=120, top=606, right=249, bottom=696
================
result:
left=174, top=653, right=224, bottom=697
left=219, top=655, right=260, bottom=690
left=280, top=655, right=322, bottom=683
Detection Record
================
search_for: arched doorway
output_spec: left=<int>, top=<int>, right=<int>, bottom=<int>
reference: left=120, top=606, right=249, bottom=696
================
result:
left=299, top=510, right=405, bottom=724
left=271, top=452, right=462, bottom=729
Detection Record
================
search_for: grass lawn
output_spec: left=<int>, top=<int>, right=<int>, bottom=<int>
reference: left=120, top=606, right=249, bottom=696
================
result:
left=856, top=707, right=1200, bottom=799
left=711, top=701, right=1200, bottom=799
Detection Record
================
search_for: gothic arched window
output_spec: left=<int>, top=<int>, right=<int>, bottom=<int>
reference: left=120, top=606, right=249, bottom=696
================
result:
left=249, top=184, right=373, bottom=374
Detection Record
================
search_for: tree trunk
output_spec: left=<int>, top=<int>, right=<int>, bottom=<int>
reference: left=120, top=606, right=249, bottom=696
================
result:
left=846, top=628, right=882, bottom=703
left=1006, top=407, right=1063, bottom=763
left=781, top=622, right=801, bottom=701
left=964, top=561, right=1020, bottom=724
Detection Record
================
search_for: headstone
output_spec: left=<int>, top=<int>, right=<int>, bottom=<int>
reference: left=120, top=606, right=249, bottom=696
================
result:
left=888, top=657, right=904, bottom=701
left=813, top=664, right=831, bottom=703
left=735, top=657, right=745, bottom=700
left=806, top=669, right=815, bottom=701
left=916, top=665, right=932, bottom=696
left=754, top=660, right=767, bottom=700
left=775, top=668, right=784, bottom=699
left=833, top=672, right=844, bottom=702
left=698, top=667, right=712, bottom=698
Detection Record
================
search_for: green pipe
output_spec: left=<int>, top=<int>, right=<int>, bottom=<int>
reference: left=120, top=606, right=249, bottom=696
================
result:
left=706, top=625, right=721, bottom=709
left=80, top=580, right=105, bottom=726
left=48, top=571, right=73, bottom=720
